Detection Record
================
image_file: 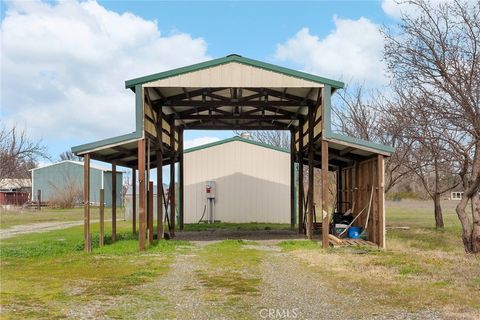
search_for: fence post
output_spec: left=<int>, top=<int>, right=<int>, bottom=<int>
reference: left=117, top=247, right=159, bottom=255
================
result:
left=99, top=189, right=105, bottom=247
left=37, top=189, right=41, bottom=210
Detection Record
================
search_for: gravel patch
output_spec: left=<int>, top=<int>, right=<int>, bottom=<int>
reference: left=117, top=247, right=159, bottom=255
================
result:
left=0, top=221, right=84, bottom=239
left=256, top=251, right=352, bottom=319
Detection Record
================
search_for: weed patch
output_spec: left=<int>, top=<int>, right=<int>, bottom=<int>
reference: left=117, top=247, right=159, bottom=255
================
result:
left=277, top=240, right=320, bottom=251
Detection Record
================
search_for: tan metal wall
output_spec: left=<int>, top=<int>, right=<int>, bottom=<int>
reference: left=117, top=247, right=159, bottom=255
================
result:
left=184, top=140, right=290, bottom=223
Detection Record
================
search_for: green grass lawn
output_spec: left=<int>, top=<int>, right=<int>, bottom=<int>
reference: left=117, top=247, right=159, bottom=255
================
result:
left=0, top=207, right=124, bottom=229
left=0, top=220, right=190, bottom=319
left=0, top=201, right=479, bottom=318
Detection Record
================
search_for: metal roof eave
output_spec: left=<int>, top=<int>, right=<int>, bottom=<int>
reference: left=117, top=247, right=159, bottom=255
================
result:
left=125, top=54, right=345, bottom=91
left=71, top=131, right=142, bottom=156
left=327, top=132, right=395, bottom=156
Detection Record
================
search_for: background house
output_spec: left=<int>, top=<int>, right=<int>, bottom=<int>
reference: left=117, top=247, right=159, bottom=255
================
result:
left=31, top=161, right=123, bottom=206
left=0, top=179, right=32, bottom=206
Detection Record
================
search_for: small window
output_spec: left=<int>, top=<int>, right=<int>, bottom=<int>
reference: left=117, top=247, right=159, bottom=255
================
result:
left=451, top=192, right=464, bottom=200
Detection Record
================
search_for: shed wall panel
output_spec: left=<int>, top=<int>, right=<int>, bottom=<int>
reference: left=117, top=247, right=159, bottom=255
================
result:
left=184, top=140, right=290, bottom=223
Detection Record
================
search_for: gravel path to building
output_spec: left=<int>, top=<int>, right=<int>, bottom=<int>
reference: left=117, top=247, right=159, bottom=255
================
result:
left=0, top=221, right=84, bottom=239
left=256, top=251, right=352, bottom=319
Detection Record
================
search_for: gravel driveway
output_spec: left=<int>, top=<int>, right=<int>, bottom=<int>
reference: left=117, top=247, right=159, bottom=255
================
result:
left=0, top=221, right=84, bottom=239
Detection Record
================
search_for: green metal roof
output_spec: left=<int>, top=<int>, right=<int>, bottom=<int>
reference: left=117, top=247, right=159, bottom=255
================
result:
left=328, top=132, right=395, bottom=155
left=125, top=54, right=344, bottom=90
left=184, top=136, right=289, bottom=154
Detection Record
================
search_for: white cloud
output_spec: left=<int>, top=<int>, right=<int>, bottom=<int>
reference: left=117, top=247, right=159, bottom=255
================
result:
left=0, top=0, right=210, bottom=142
left=381, top=0, right=418, bottom=20
left=184, top=137, right=220, bottom=149
left=275, top=17, right=387, bottom=84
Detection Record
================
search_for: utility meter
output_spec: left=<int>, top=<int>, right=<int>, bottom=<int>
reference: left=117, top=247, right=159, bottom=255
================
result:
left=205, top=181, right=216, bottom=199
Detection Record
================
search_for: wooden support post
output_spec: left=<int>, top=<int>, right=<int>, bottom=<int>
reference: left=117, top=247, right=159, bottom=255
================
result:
left=352, top=161, right=356, bottom=216
left=321, top=140, right=329, bottom=248
left=377, top=155, right=386, bottom=249
left=83, top=154, right=91, bottom=252
left=169, top=123, right=176, bottom=237
left=99, top=188, right=104, bottom=247
left=156, top=150, right=163, bottom=240
left=148, top=181, right=154, bottom=244
left=132, top=168, right=137, bottom=235
left=111, top=162, right=117, bottom=242
left=298, top=122, right=304, bottom=234
left=138, top=139, right=146, bottom=251
left=156, top=103, right=164, bottom=240
left=306, top=108, right=314, bottom=240
left=37, top=190, right=41, bottom=210
left=179, top=129, right=184, bottom=231
left=290, top=129, right=295, bottom=230
left=337, top=167, right=342, bottom=212
left=146, top=184, right=151, bottom=236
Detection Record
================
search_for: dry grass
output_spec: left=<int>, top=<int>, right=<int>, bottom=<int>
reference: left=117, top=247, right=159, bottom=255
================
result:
left=282, top=200, right=480, bottom=319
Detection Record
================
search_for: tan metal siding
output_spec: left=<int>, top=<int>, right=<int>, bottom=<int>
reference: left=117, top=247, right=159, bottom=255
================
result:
left=184, top=140, right=290, bottom=223
left=144, top=62, right=324, bottom=88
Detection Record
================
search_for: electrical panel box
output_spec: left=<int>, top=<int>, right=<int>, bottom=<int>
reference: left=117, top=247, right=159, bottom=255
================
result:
left=205, top=181, right=216, bottom=199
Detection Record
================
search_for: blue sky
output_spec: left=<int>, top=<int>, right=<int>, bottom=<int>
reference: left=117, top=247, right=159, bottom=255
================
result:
left=0, top=0, right=403, bottom=178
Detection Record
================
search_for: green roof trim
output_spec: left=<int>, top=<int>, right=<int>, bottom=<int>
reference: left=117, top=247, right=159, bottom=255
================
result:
left=184, top=136, right=289, bottom=154
left=328, top=133, right=395, bottom=154
left=125, top=54, right=344, bottom=90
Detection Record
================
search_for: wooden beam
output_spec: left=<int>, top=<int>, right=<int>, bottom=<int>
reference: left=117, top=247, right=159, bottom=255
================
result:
left=152, top=87, right=165, bottom=100
left=321, top=140, right=329, bottom=248
left=169, top=123, right=176, bottom=237
left=132, top=168, right=136, bottom=235
left=169, top=100, right=302, bottom=107
left=99, top=188, right=104, bottom=247
left=336, top=168, right=342, bottom=212
left=148, top=181, right=154, bottom=245
left=138, top=139, right=146, bottom=251
left=245, top=87, right=313, bottom=104
left=340, top=147, right=357, bottom=156
left=179, top=129, right=184, bottom=231
left=177, top=123, right=289, bottom=130
left=83, top=153, right=91, bottom=253
left=111, top=161, right=117, bottom=242
left=175, top=114, right=299, bottom=120
left=298, top=121, right=305, bottom=235
left=306, top=107, right=314, bottom=240
left=290, top=129, right=295, bottom=230
left=377, top=155, right=386, bottom=249
left=156, top=150, right=163, bottom=240
left=154, top=87, right=224, bottom=105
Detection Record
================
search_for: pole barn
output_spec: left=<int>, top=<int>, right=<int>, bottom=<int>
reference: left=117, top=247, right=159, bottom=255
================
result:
left=72, top=54, right=394, bottom=251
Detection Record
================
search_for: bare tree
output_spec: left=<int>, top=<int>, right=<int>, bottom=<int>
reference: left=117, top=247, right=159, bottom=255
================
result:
left=48, top=173, right=82, bottom=208
left=0, top=123, right=48, bottom=180
left=59, top=151, right=81, bottom=162
left=122, top=171, right=131, bottom=207
left=233, top=130, right=290, bottom=149
left=388, top=91, right=461, bottom=227
left=383, top=0, right=480, bottom=252
left=332, top=85, right=413, bottom=193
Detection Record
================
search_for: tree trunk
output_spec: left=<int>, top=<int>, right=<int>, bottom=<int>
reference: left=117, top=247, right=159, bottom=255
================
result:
left=433, top=193, right=444, bottom=228
left=456, top=195, right=474, bottom=252
left=471, top=192, right=480, bottom=253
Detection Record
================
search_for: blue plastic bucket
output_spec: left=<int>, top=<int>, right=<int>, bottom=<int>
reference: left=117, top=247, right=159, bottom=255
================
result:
left=348, top=226, right=362, bottom=239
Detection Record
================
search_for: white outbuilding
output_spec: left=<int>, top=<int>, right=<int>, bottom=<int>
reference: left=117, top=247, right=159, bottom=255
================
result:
left=183, top=136, right=291, bottom=224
